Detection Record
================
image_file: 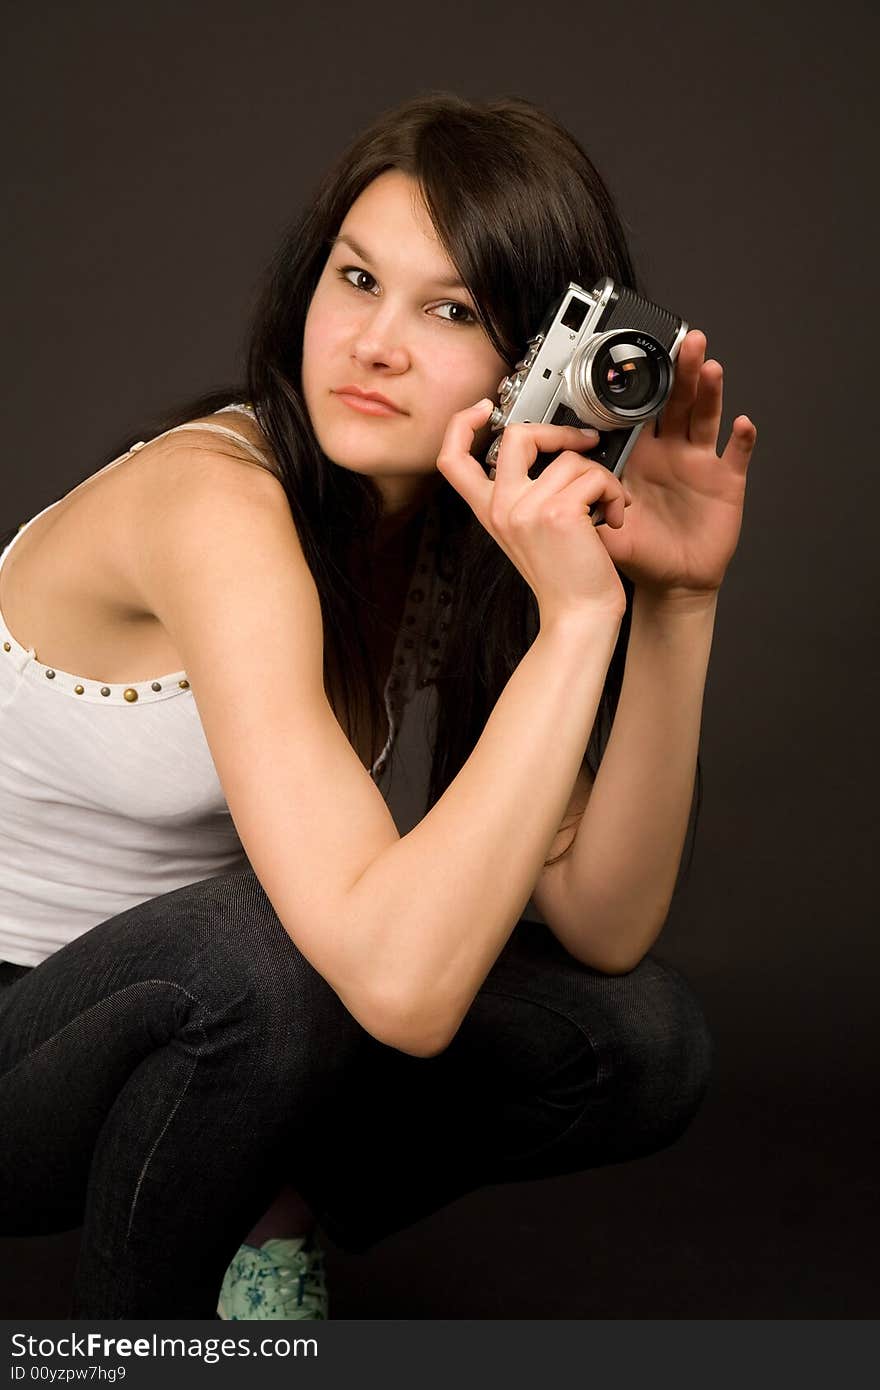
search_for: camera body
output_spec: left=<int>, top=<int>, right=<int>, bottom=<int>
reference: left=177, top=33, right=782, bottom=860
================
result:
left=485, top=276, right=688, bottom=521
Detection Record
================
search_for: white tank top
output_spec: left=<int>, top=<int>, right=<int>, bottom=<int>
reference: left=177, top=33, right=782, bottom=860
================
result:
left=0, top=404, right=451, bottom=966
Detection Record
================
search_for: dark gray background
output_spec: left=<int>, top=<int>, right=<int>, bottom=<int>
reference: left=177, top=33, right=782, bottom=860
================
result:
left=1, top=0, right=877, bottom=1317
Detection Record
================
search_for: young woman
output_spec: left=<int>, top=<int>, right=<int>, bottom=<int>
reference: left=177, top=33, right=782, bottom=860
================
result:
left=0, top=92, right=756, bottom=1320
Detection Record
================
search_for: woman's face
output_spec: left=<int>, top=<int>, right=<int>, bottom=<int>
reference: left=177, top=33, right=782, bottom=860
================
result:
left=302, top=169, right=509, bottom=520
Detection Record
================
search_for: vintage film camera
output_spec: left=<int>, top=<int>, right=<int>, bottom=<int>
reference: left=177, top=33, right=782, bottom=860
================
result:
left=485, top=277, right=688, bottom=525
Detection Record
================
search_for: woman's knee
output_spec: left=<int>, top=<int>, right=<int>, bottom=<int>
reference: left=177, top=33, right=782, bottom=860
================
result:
left=177, top=868, right=370, bottom=1057
left=458, top=947, right=714, bottom=1173
left=566, top=951, right=715, bottom=1156
left=84, top=866, right=368, bottom=1084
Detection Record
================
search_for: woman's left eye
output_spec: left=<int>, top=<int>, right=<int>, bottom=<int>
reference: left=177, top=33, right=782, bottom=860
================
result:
left=432, top=301, right=476, bottom=325
left=337, top=266, right=475, bottom=325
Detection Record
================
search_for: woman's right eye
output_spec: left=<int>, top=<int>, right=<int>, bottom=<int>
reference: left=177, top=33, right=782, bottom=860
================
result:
left=337, top=266, right=378, bottom=294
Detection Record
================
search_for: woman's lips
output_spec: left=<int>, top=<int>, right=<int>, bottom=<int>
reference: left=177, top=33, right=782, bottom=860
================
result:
left=333, top=391, right=403, bottom=417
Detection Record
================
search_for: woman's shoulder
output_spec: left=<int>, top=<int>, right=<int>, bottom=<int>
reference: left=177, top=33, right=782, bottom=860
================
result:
left=0, top=407, right=295, bottom=689
left=127, top=408, right=292, bottom=572
left=162, top=405, right=283, bottom=483
left=121, top=407, right=288, bottom=539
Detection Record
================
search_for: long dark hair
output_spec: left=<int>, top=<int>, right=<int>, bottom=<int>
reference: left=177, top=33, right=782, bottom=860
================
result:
left=3, top=92, right=701, bottom=878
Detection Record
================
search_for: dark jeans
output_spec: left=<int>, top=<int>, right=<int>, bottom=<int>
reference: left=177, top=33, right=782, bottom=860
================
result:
left=0, top=865, right=713, bottom=1318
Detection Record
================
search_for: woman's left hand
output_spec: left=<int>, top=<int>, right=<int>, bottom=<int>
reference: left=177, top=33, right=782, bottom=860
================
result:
left=594, top=329, right=757, bottom=600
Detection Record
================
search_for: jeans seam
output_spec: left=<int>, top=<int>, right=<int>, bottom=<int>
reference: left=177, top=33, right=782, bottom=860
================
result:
left=1, top=978, right=211, bottom=1245
left=125, top=1045, right=205, bottom=1243
left=116, top=985, right=210, bottom=1244
left=0, top=979, right=207, bottom=1086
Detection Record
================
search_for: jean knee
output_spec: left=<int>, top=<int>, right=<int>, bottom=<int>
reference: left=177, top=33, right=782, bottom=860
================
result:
left=442, top=986, right=601, bottom=1166
left=587, top=952, right=715, bottom=1154
left=485, top=950, right=714, bottom=1168
left=140, top=866, right=368, bottom=1085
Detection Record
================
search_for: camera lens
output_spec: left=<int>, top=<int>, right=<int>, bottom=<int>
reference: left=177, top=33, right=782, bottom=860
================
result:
left=594, top=340, right=663, bottom=411
left=566, top=328, right=673, bottom=430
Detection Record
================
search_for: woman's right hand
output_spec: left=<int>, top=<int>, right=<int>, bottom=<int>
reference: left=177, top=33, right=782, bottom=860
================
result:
left=435, top=399, right=632, bottom=625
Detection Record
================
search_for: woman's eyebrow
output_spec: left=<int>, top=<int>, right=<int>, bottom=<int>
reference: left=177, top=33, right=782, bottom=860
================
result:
left=330, top=232, right=469, bottom=292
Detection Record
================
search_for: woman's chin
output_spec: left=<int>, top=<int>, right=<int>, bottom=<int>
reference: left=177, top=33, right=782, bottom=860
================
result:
left=321, top=441, right=436, bottom=480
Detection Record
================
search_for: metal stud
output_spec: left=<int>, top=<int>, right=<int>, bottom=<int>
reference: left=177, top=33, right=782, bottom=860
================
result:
left=151, top=681, right=161, bottom=691
left=123, top=688, right=138, bottom=703
left=100, top=687, right=111, bottom=697
left=74, top=685, right=84, bottom=695
left=2, top=642, right=9, bottom=652
left=178, top=678, right=190, bottom=689
left=45, top=669, right=55, bottom=679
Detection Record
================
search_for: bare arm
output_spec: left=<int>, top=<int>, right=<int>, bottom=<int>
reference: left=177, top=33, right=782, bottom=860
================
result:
left=345, top=609, right=622, bottom=1051
left=531, top=586, right=719, bottom=973
left=137, top=440, right=621, bottom=1058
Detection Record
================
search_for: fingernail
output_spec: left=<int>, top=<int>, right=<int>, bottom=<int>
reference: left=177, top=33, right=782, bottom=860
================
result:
left=579, top=428, right=600, bottom=439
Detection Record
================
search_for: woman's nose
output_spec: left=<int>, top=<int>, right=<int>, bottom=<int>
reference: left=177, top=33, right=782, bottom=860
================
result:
left=350, top=308, right=411, bottom=373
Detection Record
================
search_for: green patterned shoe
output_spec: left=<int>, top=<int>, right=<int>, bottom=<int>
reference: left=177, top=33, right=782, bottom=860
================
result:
left=216, top=1233, right=328, bottom=1320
